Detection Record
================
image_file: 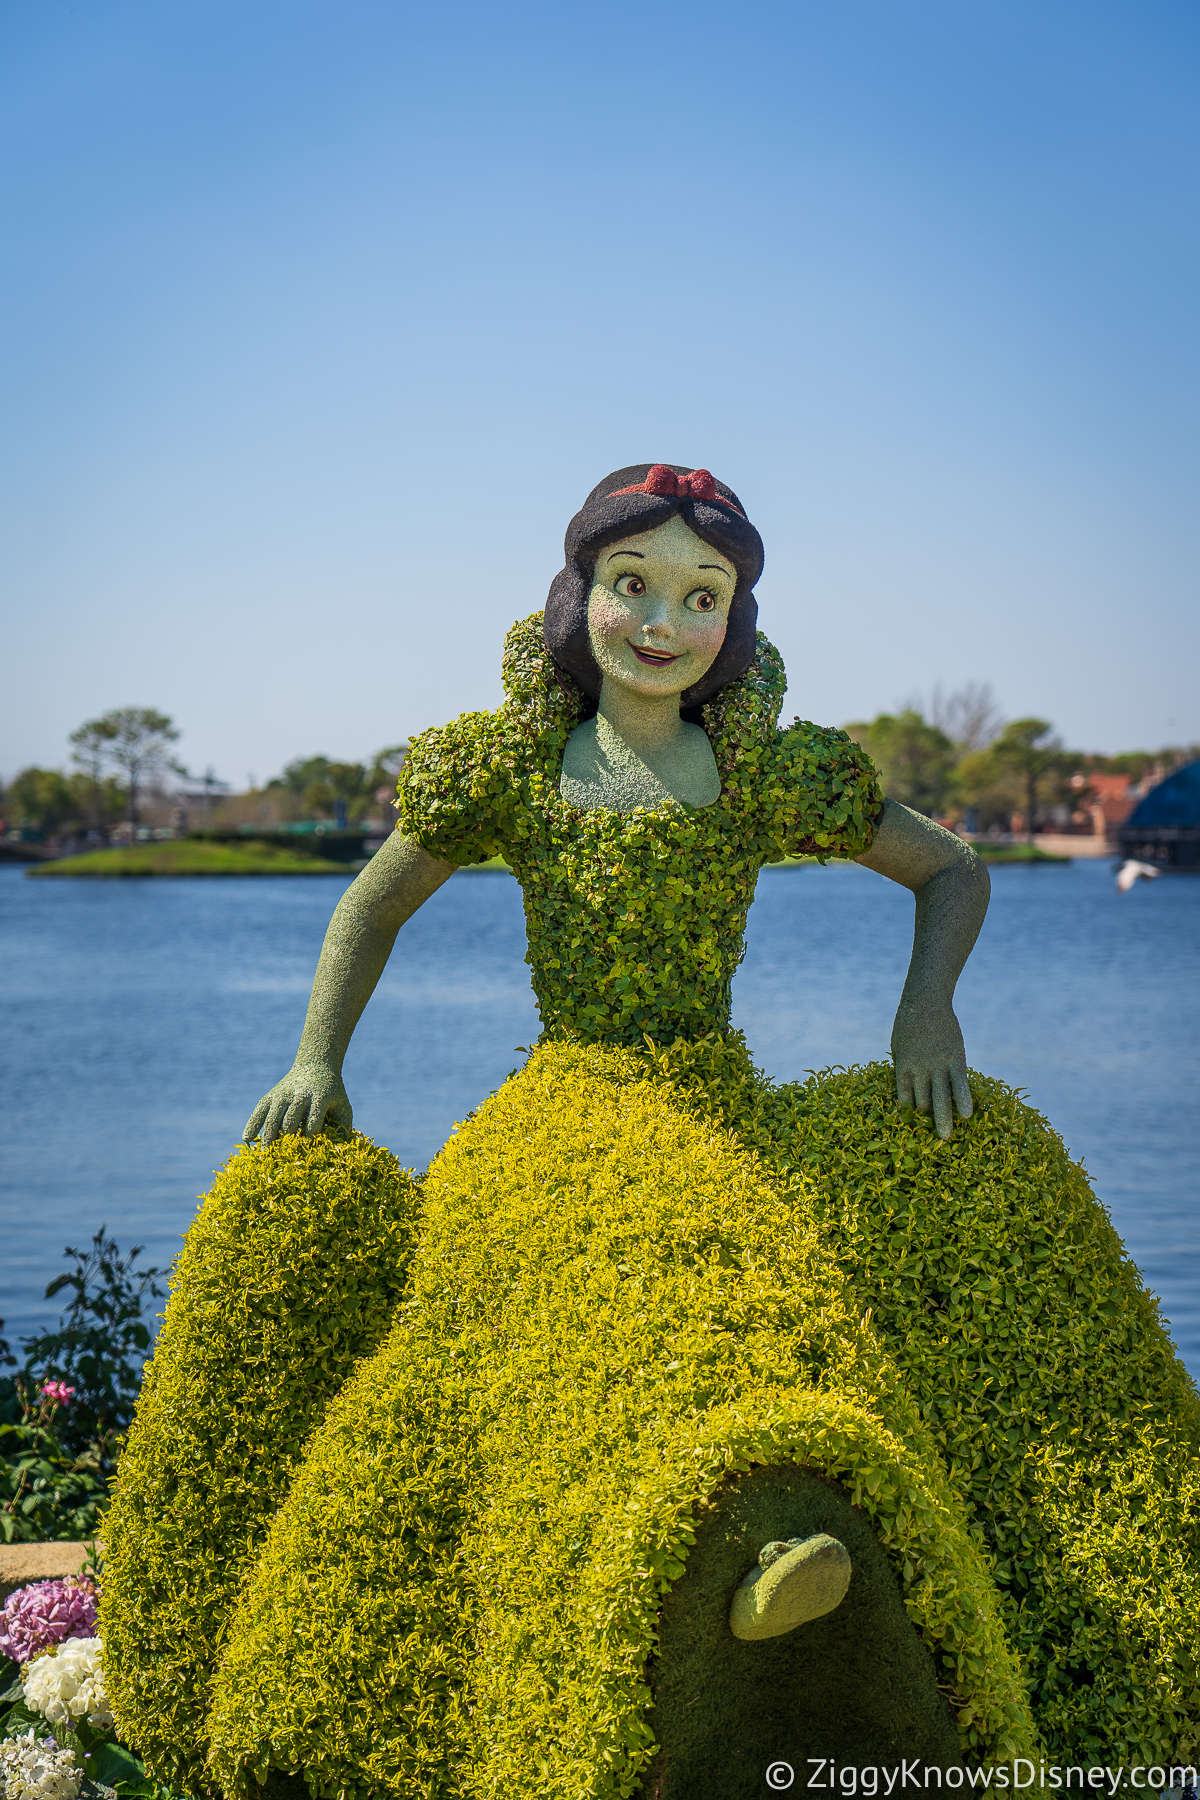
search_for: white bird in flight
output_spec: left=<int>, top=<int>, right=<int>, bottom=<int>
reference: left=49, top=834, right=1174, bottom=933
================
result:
left=1116, top=859, right=1161, bottom=893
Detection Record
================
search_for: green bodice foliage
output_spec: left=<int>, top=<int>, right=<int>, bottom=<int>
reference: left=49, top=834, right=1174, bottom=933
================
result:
left=397, top=615, right=883, bottom=1045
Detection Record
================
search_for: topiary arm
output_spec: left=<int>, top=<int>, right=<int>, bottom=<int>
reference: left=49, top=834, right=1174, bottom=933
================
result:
left=243, top=832, right=456, bottom=1145
left=855, top=799, right=990, bottom=1139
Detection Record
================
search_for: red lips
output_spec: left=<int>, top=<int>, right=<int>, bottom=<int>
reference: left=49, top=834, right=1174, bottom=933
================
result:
left=629, top=643, right=680, bottom=666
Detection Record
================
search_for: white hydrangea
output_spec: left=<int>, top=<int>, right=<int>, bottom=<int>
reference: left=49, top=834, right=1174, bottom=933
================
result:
left=21, top=1637, right=114, bottom=1732
left=0, top=1730, right=82, bottom=1800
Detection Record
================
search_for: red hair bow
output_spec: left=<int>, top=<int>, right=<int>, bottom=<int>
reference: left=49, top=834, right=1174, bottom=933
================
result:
left=611, top=465, right=744, bottom=514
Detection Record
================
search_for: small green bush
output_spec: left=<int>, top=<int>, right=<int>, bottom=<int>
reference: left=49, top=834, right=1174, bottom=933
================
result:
left=1, top=1231, right=164, bottom=1541
left=15, top=1229, right=166, bottom=1467
left=99, top=1130, right=423, bottom=1791
left=0, top=1405, right=109, bottom=1543
left=205, top=1044, right=1035, bottom=1800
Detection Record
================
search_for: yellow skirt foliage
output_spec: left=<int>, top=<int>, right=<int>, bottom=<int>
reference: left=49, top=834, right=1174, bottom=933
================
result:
left=208, top=1042, right=1042, bottom=1799
left=106, top=1040, right=1200, bottom=1797
left=99, top=1130, right=424, bottom=1789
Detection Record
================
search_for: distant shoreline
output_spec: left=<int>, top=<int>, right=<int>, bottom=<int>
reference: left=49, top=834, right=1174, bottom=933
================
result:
left=28, top=841, right=356, bottom=878
left=23, top=837, right=1081, bottom=880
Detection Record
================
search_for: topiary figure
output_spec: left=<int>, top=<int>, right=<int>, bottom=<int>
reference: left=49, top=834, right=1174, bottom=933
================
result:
left=101, top=466, right=1199, bottom=1793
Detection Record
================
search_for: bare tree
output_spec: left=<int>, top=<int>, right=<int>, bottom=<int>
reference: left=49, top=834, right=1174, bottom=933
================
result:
left=928, top=682, right=1004, bottom=753
left=70, top=707, right=184, bottom=829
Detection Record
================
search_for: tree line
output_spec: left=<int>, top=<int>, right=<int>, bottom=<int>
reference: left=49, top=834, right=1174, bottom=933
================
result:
left=845, top=683, right=1198, bottom=832
left=3, top=708, right=183, bottom=837
left=258, top=748, right=410, bottom=824
left=3, top=690, right=1197, bottom=841
left=0, top=706, right=411, bottom=839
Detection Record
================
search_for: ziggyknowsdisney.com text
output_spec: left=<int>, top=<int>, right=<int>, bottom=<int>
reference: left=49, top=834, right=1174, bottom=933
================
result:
left=765, top=1761, right=1200, bottom=1793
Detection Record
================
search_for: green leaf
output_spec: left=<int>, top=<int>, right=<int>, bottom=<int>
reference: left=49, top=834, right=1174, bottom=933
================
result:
left=89, top=1741, right=146, bottom=1785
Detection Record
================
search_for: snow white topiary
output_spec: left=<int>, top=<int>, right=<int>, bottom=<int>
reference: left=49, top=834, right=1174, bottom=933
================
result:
left=102, top=465, right=1200, bottom=1794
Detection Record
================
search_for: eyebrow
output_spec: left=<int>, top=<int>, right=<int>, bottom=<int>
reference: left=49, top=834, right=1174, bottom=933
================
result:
left=605, top=549, right=733, bottom=577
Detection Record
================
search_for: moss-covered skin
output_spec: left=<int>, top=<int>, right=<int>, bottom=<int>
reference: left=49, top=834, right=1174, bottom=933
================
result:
left=397, top=616, right=883, bottom=1045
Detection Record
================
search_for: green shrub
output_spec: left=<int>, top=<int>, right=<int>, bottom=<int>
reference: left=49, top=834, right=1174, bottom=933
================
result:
left=1, top=1232, right=164, bottom=1541
left=16, top=1229, right=165, bottom=1468
left=0, top=1405, right=109, bottom=1542
left=205, top=1043, right=1035, bottom=1800
left=99, top=1130, right=423, bottom=1790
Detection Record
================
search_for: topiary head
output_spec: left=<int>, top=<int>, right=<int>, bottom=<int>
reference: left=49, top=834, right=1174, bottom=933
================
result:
left=544, top=465, right=765, bottom=712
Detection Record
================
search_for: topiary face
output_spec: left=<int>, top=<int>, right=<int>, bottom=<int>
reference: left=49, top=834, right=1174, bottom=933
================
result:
left=586, top=515, right=736, bottom=704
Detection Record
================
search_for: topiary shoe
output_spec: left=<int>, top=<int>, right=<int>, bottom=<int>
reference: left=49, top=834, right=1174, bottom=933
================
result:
left=728, top=1533, right=851, bottom=1641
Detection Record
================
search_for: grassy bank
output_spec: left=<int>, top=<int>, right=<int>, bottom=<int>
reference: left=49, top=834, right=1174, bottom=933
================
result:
left=25, top=842, right=1070, bottom=880
left=28, top=841, right=355, bottom=878
left=970, top=844, right=1070, bottom=863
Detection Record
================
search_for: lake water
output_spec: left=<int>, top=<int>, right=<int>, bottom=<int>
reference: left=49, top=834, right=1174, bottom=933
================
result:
left=2, top=857, right=1197, bottom=1378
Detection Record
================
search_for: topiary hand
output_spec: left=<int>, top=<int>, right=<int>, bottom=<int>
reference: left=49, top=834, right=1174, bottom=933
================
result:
left=891, top=1000, right=972, bottom=1140
left=855, top=799, right=989, bottom=1141
left=243, top=1062, right=353, bottom=1145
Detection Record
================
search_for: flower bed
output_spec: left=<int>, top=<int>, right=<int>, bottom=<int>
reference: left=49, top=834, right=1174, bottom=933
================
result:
left=1, top=1573, right=151, bottom=1800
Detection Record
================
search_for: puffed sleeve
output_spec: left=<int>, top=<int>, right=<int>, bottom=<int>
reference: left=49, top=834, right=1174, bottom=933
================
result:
left=395, top=709, right=523, bottom=865
left=759, top=721, right=885, bottom=861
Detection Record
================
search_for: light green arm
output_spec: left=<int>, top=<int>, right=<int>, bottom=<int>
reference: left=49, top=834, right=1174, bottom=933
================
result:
left=854, top=798, right=991, bottom=1139
left=243, top=832, right=457, bottom=1145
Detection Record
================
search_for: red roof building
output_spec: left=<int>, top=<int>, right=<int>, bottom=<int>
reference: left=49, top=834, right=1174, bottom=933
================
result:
left=1068, top=771, right=1137, bottom=838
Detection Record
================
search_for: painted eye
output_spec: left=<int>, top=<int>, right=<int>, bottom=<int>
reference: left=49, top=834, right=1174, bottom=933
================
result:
left=686, top=589, right=718, bottom=613
left=614, top=574, right=646, bottom=597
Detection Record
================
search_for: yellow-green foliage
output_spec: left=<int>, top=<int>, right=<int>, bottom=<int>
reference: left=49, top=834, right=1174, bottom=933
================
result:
left=660, top=1041, right=1200, bottom=1762
left=206, top=1044, right=1037, bottom=1800
left=99, top=1131, right=423, bottom=1790
left=396, top=617, right=883, bottom=1045
left=115, top=1042, right=1198, bottom=1796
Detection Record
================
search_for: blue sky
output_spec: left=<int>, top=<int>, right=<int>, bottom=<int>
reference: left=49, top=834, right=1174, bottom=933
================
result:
left=2, top=0, right=1197, bottom=785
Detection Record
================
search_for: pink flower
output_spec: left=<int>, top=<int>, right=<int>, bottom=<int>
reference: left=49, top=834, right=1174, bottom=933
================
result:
left=39, top=1382, right=76, bottom=1409
left=0, top=1577, right=98, bottom=1665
